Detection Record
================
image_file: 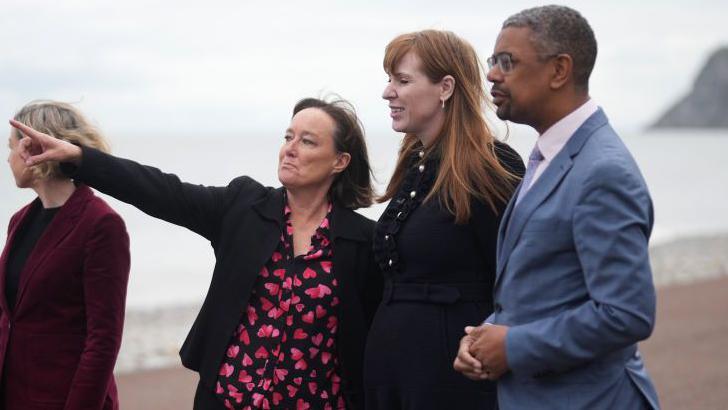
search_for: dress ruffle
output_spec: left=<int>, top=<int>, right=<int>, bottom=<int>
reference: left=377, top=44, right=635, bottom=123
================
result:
left=373, top=146, right=440, bottom=276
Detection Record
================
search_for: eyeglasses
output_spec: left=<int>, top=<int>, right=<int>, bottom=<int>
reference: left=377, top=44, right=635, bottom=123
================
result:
left=487, top=52, right=561, bottom=74
left=486, top=52, right=516, bottom=73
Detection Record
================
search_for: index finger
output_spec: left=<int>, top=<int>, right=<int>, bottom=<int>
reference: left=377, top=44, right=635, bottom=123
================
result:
left=9, top=119, right=45, bottom=140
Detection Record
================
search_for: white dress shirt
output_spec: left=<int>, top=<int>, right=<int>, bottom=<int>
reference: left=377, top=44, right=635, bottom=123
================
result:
left=524, top=99, right=599, bottom=191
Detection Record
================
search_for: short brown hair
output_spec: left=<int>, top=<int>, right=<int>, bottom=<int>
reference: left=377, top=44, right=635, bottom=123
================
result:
left=292, top=97, right=374, bottom=209
left=503, top=5, right=597, bottom=90
left=13, top=100, right=110, bottom=180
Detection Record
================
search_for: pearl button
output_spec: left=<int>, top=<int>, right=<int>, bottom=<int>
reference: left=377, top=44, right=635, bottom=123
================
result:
left=388, top=259, right=393, bottom=266
left=384, top=235, right=389, bottom=240
left=419, top=151, right=425, bottom=158
left=410, top=191, right=416, bottom=198
left=418, top=164, right=425, bottom=172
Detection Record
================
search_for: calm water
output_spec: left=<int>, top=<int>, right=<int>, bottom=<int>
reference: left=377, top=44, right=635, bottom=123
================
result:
left=2, top=128, right=727, bottom=309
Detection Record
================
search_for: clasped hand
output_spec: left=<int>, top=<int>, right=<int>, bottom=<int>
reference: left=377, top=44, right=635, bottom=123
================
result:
left=453, top=323, right=510, bottom=381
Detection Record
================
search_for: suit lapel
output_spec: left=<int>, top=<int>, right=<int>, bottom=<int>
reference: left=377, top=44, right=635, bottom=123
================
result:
left=494, top=155, right=574, bottom=288
left=496, top=188, right=519, bottom=271
left=14, top=186, right=92, bottom=311
left=494, top=108, right=609, bottom=289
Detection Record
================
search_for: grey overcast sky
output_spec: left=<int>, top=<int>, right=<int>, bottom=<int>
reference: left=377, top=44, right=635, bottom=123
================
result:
left=2, top=0, right=727, bottom=138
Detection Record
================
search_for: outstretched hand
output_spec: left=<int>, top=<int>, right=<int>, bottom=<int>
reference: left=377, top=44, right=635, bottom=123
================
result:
left=9, top=119, right=82, bottom=166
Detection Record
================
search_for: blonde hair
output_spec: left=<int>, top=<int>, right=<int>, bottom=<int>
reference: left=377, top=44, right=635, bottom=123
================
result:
left=12, top=100, right=110, bottom=180
left=380, top=30, right=518, bottom=223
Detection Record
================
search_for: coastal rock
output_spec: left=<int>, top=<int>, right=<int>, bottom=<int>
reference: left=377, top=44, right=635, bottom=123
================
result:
left=652, top=47, right=728, bottom=128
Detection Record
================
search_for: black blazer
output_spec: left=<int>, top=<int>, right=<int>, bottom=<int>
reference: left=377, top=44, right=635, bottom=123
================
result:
left=65, top=147, right=383, bottom=409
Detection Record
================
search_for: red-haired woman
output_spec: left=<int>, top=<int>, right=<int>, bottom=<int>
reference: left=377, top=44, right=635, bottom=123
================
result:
left=364, top=30, right=524, bottom=409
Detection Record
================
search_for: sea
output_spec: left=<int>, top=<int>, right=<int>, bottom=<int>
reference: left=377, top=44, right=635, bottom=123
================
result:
left=2, top=127, right=727, bottom=310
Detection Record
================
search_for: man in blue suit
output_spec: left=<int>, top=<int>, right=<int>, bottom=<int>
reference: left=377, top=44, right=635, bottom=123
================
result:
left=453, top=5, right=660, bottom=409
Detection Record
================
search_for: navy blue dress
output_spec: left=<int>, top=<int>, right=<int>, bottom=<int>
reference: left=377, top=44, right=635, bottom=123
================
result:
left=363, top=142, right=524, bottom=410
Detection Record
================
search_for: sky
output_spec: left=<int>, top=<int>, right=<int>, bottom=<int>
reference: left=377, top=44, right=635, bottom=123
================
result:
left=3, top=1, right=727, bottom=308
left=2, top=0, right=728, bottom=140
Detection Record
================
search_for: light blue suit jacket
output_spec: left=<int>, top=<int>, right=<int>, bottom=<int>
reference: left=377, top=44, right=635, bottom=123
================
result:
left=489, top=109, right=660, bottom=409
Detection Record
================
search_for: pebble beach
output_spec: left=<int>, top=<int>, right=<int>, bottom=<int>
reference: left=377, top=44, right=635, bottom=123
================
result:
left=115, top=233, right=728, bottom=409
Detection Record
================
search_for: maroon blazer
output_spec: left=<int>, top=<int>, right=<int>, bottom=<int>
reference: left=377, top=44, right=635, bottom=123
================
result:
left=0, top=185, right=130, bottom=410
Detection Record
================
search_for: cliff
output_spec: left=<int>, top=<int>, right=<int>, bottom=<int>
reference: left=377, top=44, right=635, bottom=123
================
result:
left=652, top=47, right=728, bottom=128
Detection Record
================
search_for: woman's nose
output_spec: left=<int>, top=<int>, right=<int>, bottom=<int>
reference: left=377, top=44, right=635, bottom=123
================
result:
left=382, top=84, right=396, bottom=100
left=283, top=140, right=297, bottom=157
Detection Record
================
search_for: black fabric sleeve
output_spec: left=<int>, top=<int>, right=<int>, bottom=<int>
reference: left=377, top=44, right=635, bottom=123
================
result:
left=494, top=140, right=526, bottom=182
left=61, top=146, right=264, bottom=241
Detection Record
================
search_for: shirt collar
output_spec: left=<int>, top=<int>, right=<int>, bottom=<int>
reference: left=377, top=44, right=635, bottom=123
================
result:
left=537, top=99, right=599, bottom=162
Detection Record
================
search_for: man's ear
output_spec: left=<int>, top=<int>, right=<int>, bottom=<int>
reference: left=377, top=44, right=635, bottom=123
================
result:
left=550, top=54, right=573, bottom=90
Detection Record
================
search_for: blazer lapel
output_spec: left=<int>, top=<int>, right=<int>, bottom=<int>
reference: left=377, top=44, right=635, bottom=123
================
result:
left=494, top=155, right=574, bottom=289
left=329, top=204, right=368, bottom=243
left=245, top=187, right=286, bottom=279
left=14, top=186, right=92, bottom=311
left=329, top=204, right=368, bottom=321
left=495, top=189, right=519, bottom=278
left=331, top=204, right=369, bottom=290
left=251, top=187, right=285, bottom=229
left=200, top=188, right=285, bottom=384
left=494, top=108, right=609, bottom=289
left=234, top=186, right=285, bottom=291
left=0, top=201, right=37, bottom=315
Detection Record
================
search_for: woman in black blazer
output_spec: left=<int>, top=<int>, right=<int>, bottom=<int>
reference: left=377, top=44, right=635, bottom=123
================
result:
left=11, top=97, right=383, bottom=410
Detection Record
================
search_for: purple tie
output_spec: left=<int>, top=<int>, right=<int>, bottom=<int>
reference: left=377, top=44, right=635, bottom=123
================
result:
left=515, top=144, right=544, bottom=206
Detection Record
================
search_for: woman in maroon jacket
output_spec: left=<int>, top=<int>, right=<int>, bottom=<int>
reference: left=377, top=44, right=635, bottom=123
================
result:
left=0, top=101, right=130, bottom=410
